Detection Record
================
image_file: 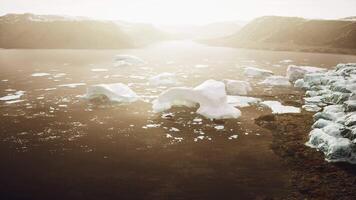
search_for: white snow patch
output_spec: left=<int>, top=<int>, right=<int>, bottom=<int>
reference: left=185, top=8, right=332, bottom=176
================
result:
left=84, top=83, right=139, bottom=103
left=152, top=80, right=241, bottom=119
left=261, top=101, right=301, bottom=114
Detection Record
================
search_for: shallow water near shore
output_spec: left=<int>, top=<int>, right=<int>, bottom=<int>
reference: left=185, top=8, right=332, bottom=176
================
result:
left=1, top=41, right=356, bottom=199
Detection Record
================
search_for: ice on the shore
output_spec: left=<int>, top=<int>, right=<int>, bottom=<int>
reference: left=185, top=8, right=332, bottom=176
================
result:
left=113, top=55, right=145, bottom=67
left=261, top=101, right=300, bottom=114
left=0, top=91, right=25, bottom=101
left=259, top=76, right=291, bottom=86
left=223, top=79, right=252, bottom=95
left=152, top=79, right=241, bottom=119
left=287, top=65, right=326, bottom=82
left=84, top=83, right=139, bottom=103
left=31, top=72, right=50, bottom=77
left=244, top=67, right=273, bottom=78
left=296, top=63, right=356, bottom=164
left=149, top=73, right=178, bottom=86
left=306, top=129, right=355, bottom=163
left=227, top=95, right=261, bottom=107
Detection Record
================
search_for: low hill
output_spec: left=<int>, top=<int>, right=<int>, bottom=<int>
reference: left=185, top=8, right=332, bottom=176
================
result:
left=206, top=16, right=356, bottom=54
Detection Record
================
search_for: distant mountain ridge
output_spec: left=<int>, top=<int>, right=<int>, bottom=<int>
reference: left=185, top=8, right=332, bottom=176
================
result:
left=0, top=13, right=169, bottom=49
left=206, top=16, right=356, bottom=54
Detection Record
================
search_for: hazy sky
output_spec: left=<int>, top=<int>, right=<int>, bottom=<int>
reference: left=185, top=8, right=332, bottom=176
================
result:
left=1, top=0, right=355, bottom=25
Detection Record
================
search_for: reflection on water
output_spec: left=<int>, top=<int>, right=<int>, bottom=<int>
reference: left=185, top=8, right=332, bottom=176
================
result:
left=1, top=41, right=356, bottom=199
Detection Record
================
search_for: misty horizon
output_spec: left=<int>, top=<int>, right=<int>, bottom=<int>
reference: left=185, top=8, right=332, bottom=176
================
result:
left=1, top=0, right=356, bottom=25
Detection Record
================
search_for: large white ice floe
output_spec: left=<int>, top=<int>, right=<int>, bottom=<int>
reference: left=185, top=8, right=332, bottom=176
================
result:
left=223, top=79, right=252, bottom=95
left=113, top=55, right=145, bottom=67
left=84, top=83, right=139, bottom=103
left=149, top=73, right=178, bottom=86
left=227, top=96, right=261, bottom=107
left=259, top=76, right=291, bottom=86
left=261, top=101, right=300, bottom=114
left=295, top=63, right=356, bottom=164
left=286, top=65, right=327, bottom=82
left=152, top=79, right=241, bottom=119
left=244, top=67, right=274, bottom=78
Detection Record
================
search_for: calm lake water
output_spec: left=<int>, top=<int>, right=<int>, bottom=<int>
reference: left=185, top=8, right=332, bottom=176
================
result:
left=1, top=41, right=356, bottom=200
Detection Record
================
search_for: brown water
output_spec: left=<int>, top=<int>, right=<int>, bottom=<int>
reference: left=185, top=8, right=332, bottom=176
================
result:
left=1, top=41, right=356, bottom=200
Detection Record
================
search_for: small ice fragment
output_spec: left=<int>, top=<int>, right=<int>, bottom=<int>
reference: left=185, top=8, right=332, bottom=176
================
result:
left=259, top=76, right=291, bottom=86
left=149, top=73, right=178, bottom=86
left=227, top=96, right=261, bottom=107
left=58, top=83, right=86, bottom=88
left=228, top=135, right=238, bottom=140
left=0, top=91, right=25, bottom=101
left=244, top=67, right=273, bottom=78
left=195, top=64, right=209, bottom=68
left=223, top=79, right=252, bottom=95
left=169, top=127, right=180, bottom=132
left=91, top=68, right=108, bottom=72
left=5, top=99, right=25, bottom=104
left=31, top=73, right=50, bottom=77
left=214, top=125, right=224, bottom=130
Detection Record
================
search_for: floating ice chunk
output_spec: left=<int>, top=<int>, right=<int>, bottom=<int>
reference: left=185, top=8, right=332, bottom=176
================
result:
left=244, top=67, right=273, bottom=78
left=259, top=76, right=291, bottom=86
left=152, top=80, right=241, bottom=119
left=31, top=73, right=50, bottom=77
left=227, top=95, right=261, bottom=107
left=261, top=101, right=300, bottom=114
left=84, top=83, right=139, bottom=103
left=91, top=68, right=108, bottom=72
left=0, top=91, right=25, bottom=101
left=286, top=65, right=326, bottom=82
left=149, top=73, right=178, bottom=86
left=223, top=79, right=252, bottom=95
left=58, top=83, right=86, bottom=88
left=113, top=55, right=145, bottom=67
